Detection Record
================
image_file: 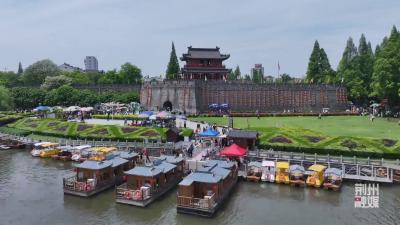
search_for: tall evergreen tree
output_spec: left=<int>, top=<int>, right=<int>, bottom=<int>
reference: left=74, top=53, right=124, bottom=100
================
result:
left=370, top=25, right=400, bottom=105
left=234, top=65, right=241, bottom=79
left=166, top=42, right=179, bottom=79
left=306, top=40, right=334, bottom=83
left=17, top=62, right=23, bottom=74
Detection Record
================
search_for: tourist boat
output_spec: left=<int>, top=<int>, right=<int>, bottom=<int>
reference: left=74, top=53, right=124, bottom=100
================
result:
left=289, top=165, right=306, bottom=187
left=116, top=158, right=182, bottom=207
left=323, top=168, right=343, bottom=191
left=177, top=159, right=238, bottom=217
left=261, top=160, right=275, bottom=182
left=51, top=146, right=72, bottom=160
left=63, top=160, right=116, bottom=197
left=30, top=142, right=58, bottom=157
left=40, top=145, right=62, bottom=158
left=246, top=161, right=262, bottom=182
left=71, top=145, right=92, bottom=162
left=275, top=162, right=290, bottom=184
left=158, top=155, right=185, bottom=176
left=306, top=164, right=327, bottom=188
left=89, top=147, right=117, bottom=161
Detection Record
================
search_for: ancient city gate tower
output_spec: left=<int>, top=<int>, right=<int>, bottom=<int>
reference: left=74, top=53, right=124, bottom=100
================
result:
left=140, top=46, right=348, bottom=114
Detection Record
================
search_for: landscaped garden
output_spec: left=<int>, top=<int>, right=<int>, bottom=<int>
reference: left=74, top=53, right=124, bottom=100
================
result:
left=5, top=118, right=170, bottom=141
left=191, top=116, right=400, bottom=158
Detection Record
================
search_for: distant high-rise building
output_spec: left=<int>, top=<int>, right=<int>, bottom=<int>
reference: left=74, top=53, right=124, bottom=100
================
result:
left=84, top=56, right=98, bottom=72
left=251, top=64, right=264, bottom=78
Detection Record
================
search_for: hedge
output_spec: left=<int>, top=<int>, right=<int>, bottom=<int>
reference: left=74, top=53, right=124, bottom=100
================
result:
left=189, top=112, right=358, bottom=118
left=92, top=114, right=147, bottom=120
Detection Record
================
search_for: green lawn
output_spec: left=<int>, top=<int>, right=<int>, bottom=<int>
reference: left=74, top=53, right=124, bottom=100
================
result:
left=190, top=116, right=400, bottom=158
left=191, top=116, right=400, bottom=139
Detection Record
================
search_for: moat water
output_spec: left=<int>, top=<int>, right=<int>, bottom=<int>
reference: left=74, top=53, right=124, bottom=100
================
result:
left=0, top=150, right=399, bottom=225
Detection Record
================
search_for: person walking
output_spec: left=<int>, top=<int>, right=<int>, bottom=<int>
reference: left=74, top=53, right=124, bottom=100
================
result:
left=144, top=148, right=150, bottom=163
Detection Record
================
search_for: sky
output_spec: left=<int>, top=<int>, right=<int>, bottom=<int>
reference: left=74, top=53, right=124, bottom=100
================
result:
left=0, top=0, right=399, bottom=78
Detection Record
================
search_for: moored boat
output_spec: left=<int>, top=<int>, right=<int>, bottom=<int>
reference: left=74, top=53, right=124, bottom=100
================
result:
left=246, top=161, right=262, bottom=182
left=177, top=159, right=238, bottom=217
left=71, top=145, right=92, bottom=162
left=261, top=160, right=275, bottom=182
left=63, top=160, right=116, bottom=197
left=31, top=142, right=58, bottom=157
left=275, top=162, right=290, bottom=184
left=306, top=164, right=326, bottom=188
left=89, top=147, right=117, bottom=161
left=323, top=168, right=343, bottom=191
left=116, top=158, right=182, bottom=207
left=289, top=165, right=306, bottom=187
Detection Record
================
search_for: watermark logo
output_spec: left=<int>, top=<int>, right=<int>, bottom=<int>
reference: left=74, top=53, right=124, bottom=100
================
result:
left=354, top=183, right=379, bottom=208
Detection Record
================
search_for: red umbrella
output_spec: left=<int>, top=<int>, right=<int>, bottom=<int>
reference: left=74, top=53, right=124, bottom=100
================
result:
left=220, top=144, right=247, bottom=157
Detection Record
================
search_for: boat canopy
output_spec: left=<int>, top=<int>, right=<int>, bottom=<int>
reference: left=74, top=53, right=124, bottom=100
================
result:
left=289, top=165, right=305, bottom=173
left=94, top=147, right=116, bottom=153
left=276, top=162, right=289, bottom=169
left=262, top=160, right=275, bottom=167
left=117, top=151, right=139, bottom=160
left=324, top=168, right=343, bottom=177
left=40, top=143, right=59, bottom=148
left=308, top=164, right=326, bottom=172
left=219, top=144, right=247, bottom=157
left=34, top=142, right=52, bottom=147
left=125, top=166, right=163, bottom=177
left=76, top=160, right=113, bottom=170
left=199, top=128, right=220, bottom=137
left=248, top=161, right=262, bottom=168
left=73, top=145, right=91, bottom=150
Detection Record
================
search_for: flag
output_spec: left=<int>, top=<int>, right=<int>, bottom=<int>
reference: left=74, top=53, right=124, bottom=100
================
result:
left=278, top=61, right=280, bottom=71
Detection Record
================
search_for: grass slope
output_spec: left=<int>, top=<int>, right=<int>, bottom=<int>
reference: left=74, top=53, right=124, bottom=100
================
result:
left=6, top=118, right=168, bottom=141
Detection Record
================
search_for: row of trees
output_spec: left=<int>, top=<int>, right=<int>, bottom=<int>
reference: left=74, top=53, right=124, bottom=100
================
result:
left=0, top=60, right=143, bottom=89
left=306, top=26, right=400, bottom=106
left=0, top=85, right=139, bottom=111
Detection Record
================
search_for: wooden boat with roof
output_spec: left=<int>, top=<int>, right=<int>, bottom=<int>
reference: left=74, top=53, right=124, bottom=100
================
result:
left=63, top=152, right=134, bottom=197
left=261, top=160, right=275, bottom=182
left=289, top=165, right=306, bottom=187
left=31, top=142, right=59, bottom=157
left=115, top=156, right=184, bottom=207
left=177, top=159, right=238, bottom=217
left=323, top=168, right=343, bottom=191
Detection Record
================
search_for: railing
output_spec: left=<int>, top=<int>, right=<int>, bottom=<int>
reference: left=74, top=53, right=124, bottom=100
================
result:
left=116, top=183, right=151, bottom=201
left=177, top=193, right=216, bottom=210
left=63, top=175, right=114, bottom=193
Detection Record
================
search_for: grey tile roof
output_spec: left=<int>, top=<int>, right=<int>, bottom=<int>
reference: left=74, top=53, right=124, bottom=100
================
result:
left=156, top=162, right=176, bottom=173
left=179, top=172, right=221, bottom=186
left=125, top=166, right=163, bottom=177
left=107, top=157, right=129, bottom=168
left=227, top=129, right=258, bottom=139
left=248, top=161, right=262, bottom=168
left=159, top=155, right=184, bottom=164
left=75, top=160, right=112, bottom=170
left=204, top=160, right=234, bottom=169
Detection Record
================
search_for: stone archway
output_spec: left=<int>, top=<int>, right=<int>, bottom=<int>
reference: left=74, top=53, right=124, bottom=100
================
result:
left=163, top=101, right=173, bottom=111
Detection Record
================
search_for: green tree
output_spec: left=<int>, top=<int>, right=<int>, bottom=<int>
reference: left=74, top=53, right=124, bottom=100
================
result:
left=119, top=63, right=142, bottom=84
left=98, top=69, right=119, bottom=84
left=23, top=59, right=61, bottom=85
left=11, top=87, right=47, bottom=110
left=370, top=26, right=400, bottom=105
left=227, top=71, right=236, bottom=80
left=41, top=75, right=72, bottom=90
left=0, top=85, right=13, bottom=110
left=44, top=85, right=80, bottom=106
left=0, top=71, right=20, bottom=87
left=252, top=70, right=263, bottom=84
left=18, top=62, right=23, bottom=74
left=166, top=42, right=180, bottom=79
left=64, top=71, right=91, bottom=85
left=244, top=74, right=251, bottom=81
left=280, top=73, right=293, bottom=83
left=306, top=40, right=334, bottom=83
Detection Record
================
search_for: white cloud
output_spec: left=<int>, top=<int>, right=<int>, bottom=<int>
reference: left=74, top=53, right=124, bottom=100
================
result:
left=0, top=0, right=399, bottom=77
